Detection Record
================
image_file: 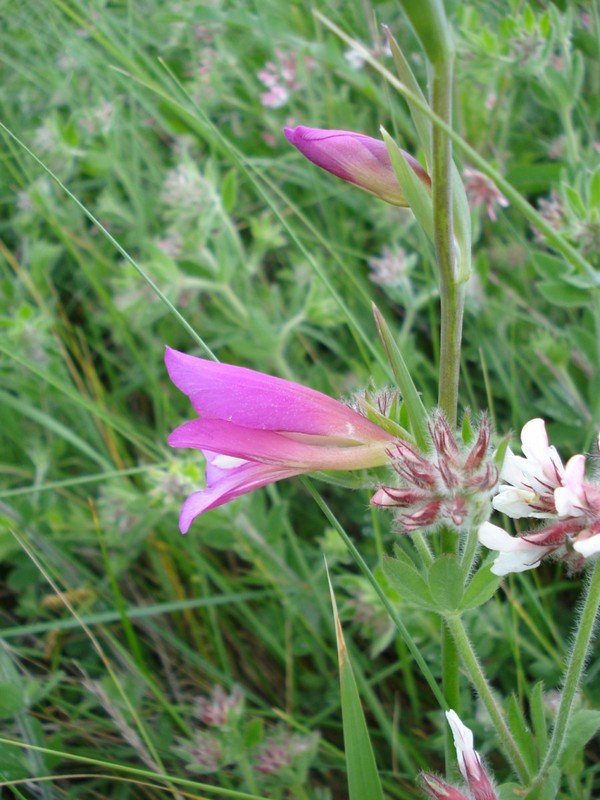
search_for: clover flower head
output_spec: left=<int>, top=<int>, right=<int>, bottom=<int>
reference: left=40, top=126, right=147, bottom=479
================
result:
left=372, top=412, right=497, bottom=533
left=257, top=49, right=308, bottom=108
left=463, top=167, right=509, bottom=221
left=195, top=685, right=244, bottom=728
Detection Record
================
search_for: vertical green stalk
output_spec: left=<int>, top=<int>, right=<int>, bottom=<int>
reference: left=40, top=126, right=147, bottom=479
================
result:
left=431, top=52, right=464, bottom=767
left=432, top=59, right=463, bottom=427
left=530, top=559, right=600, bottom=791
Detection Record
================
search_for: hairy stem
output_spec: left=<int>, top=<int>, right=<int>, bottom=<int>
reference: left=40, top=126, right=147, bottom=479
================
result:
left=446, top=614, right=531, bottom=783
left=530, top=559, right=600, bottom=790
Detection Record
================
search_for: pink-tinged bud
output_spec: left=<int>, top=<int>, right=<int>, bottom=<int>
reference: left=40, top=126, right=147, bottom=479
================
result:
left=446, top=711, right=498, bottom=800
left=371, top=486, right=432, bottom=508
left=464, top=419, right=492, bottom=474
left=390, top=439, right=439, bottom=489
left=429, top=411, right=461, bottom=464
left=284, top=125, right=430, bottom=206
left=419, top=772, right=470, bottom=800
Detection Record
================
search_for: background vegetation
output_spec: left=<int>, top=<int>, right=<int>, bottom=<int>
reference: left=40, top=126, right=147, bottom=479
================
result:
left=0, top=0, right=598, bottom=797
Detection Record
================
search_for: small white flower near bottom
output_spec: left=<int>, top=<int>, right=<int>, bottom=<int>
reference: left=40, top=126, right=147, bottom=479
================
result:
left=478, top=522, right=551, bottom=575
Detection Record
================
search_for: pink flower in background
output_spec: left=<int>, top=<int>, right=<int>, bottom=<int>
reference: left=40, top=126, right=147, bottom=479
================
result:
left=479, top=419, right=600, bottom=574
left=284, top=125, right=430, bottom=206
left=195, top=685, right=243, bottom=728
left=165, top=347, right=395, bottom=532
left=258, top=49, right=312, bottom=108
left=463, top=167, right=509, bottom=221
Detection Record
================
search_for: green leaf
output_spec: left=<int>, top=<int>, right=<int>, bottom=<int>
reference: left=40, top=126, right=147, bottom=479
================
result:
left=326, top=568, right=385, bottom=800
left=428, top=555, right=464, bottom=612
left=0, top=744, right=28, bottom=780
left=382, top=555, right=434, bottom=609
left=384, top=27, right=431, bottom=154
left=451, top=161, right=472, bottom=282
left=523, top=5, right=536, bottom=35
left=372, top=303, right=429, bottom=450
left=493, top=433, right=512, bottom=469
left=522, top=767, right=561, bottom=800
left=221, top=168, right=238, bottom=213
left=590, top=165, right=600, bottom=210
left=461, top=410, right=474, bottom=445
left=243, top=718, right=264, bottom=749
left=564, top=185, right=586, bottom=217
left=537, top=280, right=592, bottom=308
left=460, top=564, right=500, bottom=610
left=529, top=682, right=547, bottom=759
left=0, top=683, right=26, bottom=718
left=558, top=709, right=600, bottom=775
left=381, top=127, right=434, bottom=243
left=531, top=253, right=571, bottom=279
left=507, top=695, right=537, bottom=774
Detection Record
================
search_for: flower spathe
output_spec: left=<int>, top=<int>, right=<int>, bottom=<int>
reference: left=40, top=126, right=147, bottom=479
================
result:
left=479, top=418, right=600, bottom=575
left=284, top=125, right=430, bottom=206
left=165, top=347, right=396, bottom=533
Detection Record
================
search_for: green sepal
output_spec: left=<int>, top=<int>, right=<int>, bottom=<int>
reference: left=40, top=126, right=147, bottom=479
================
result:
left=381, top=126, right=434, bottom=243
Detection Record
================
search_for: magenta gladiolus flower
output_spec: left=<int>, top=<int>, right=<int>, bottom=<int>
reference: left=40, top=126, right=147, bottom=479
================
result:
left=165, top=347, right=396, bottom=533
left=284, top=125, right=430, bottom=206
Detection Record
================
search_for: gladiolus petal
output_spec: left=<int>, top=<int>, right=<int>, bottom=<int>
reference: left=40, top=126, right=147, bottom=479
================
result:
left=165, top=347, right=396, bottom=531
left=165, top=346, right=390, bottom=443
left=284, top=125, right=430, bottom=207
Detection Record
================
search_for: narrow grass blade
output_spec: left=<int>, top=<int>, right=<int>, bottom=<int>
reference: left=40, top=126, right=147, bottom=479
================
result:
left=384, top=26, right=431, bottom=155
left=372, top=303, right=429, bottom=450
left=325, top=564, right=384, bottom=800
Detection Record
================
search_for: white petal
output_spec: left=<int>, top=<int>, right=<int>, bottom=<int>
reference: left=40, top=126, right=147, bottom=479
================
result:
left=554, top=486, right=586, bottom=518
left=478, top=522, right=549, bottom=575
left=478, top=521, right=513, bottom=549
left=498, top=448, right=524, bottom=483
left=490, top=550, right=544, bottom=575
left=493, top=488, right=541, bottom=518
left=211, top=454, right=249, bottom=470
left=564, top=454, right=585, bottom=489
left=520, top=418, right=549, bottom=462
left=573, top=533, right=600, bottom=558
left=445, top=710, right=478, bottom=782
left=520, top=418, right=564, bottom=481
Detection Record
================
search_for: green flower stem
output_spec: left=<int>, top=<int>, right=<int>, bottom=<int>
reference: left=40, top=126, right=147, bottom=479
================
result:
left=431, top=59, right=464, bottom=428
left=431, top=52, right=465, bottom=770
left=530, top=559, right=600, bottom=790
left=446, top=614, right=531, bottom=783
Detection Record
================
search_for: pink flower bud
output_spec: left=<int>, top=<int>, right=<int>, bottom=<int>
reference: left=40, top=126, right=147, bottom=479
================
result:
left=446, top=711, right=498, bottom=800
left=419, top=772, right=470, bottom=800
left=284, top=125, right=430, bottom=206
